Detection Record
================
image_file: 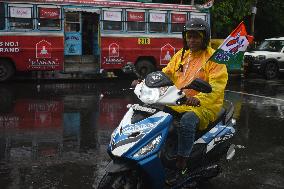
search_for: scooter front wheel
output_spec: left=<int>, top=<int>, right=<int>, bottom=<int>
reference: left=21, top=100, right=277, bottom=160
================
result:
left=98, top=170, right=148, bottom=189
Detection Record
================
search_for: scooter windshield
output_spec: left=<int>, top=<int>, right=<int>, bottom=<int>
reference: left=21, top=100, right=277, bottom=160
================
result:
left=145, top=71, right=173, bottom=88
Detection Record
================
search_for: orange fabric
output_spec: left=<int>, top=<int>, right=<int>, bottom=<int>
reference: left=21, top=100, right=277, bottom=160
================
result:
left=162, top=47, right=228, bottom=130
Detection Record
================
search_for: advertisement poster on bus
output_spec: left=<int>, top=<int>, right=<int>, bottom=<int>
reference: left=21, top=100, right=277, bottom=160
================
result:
left=160, top=43, right=175, bottom=65
left=0, top=36, right=64, bottom=71
left=64, top=32, right=82, bottom=55
left=101, top=37, right=182, bottom=70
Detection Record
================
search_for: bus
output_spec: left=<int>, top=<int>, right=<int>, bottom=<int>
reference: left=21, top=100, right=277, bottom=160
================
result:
left=0, top=0, right=210, bottom=81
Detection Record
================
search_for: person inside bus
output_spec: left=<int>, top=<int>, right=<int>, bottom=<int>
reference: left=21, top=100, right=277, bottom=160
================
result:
left=162, top=18, right=228, bottom=182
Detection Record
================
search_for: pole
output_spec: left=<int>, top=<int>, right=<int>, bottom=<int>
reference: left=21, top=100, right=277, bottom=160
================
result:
left=250, top=0, right=257, bottom=36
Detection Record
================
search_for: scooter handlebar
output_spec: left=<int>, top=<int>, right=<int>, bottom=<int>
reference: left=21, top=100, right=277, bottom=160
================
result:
left=176, top=96, right=187, bottom=105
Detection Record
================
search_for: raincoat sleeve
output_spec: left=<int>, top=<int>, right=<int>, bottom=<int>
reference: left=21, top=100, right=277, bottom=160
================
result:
left=162, top=49, right=183, bottom=81
left=194, top=61, right=228, bottom=111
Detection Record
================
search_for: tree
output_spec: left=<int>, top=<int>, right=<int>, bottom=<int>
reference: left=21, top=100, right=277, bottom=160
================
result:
left=254, top=0, right=284, bottom=41
left=210, top=0, right=253, bottom=38
left=209, top=0, right=284, bottom=41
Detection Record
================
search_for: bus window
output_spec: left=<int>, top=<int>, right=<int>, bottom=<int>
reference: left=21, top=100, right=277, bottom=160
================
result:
left=0, top=3, right=5, bottom=30
left=190, top=12, right=207, bottom=21
left=149, top=12, right=168, bottom=33
left=8, top=6, right=33, bottom=30
left=38, top=7, right=61, bottom=30
left=171, top=13, right=186, bottom=33
left=65, top=12, right=80, bottom=32
left=103, top=10, right=122, bottom=31
left=126, top=10, right=145, bottom=32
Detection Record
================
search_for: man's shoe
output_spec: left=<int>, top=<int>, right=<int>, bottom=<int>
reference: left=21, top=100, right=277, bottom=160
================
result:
left=165, top=168, right=189, bottom=186
left=176, top=155, right=188, bottom=170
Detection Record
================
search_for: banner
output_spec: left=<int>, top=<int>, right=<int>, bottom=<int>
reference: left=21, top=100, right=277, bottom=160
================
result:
left=149, top=12, right=166, bottom=23
left=127, top=11, right=145, bottom=22
left=171, top=13, right=186, bottom=23
left=104, top=11, right=121, bottom=21
left=64, top=32, right=82, bottom=55
left=39, top=8, right=60, bottom=19
left=10, top=7, right=32, bottom=18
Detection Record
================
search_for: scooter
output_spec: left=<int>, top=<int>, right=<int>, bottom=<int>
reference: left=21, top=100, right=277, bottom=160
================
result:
left=98, top=65, right=236, bottom=189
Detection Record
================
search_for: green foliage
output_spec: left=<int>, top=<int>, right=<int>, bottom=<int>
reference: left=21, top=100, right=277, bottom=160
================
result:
left=210, top=0, right=284, bottom=41
left=255, top=0, right=284, bottom=41
left=210, top=0, right=253, bottom=38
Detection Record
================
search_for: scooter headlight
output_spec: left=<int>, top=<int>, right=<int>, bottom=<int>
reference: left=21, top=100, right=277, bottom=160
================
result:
left=133, top=135, right=162, bottom=158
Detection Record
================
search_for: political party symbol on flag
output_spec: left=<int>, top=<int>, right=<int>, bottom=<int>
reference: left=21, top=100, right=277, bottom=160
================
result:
left=209, top=22, right=254, bottom=67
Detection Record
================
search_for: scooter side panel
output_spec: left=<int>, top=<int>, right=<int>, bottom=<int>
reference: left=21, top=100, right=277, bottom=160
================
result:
left=194, top=121, right=235, bottom=153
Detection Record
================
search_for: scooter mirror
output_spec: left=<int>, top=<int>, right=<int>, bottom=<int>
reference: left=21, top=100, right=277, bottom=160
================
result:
left=185, top=78, right=212, bottom=93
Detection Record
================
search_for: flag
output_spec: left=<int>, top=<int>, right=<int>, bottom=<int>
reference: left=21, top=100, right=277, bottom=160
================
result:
left=209, top=22, right=254, bottom=69
left=203, top=0, right=214, bottom=8
left=195, top=0, right=214, bottom=10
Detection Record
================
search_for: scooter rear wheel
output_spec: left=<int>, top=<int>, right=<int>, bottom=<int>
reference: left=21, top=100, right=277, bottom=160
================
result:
left=98, top=171, right=147, bottom=189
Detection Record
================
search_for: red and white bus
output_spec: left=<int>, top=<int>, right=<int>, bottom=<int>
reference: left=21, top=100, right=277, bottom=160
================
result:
left=0, top=0, right=210, bottom=81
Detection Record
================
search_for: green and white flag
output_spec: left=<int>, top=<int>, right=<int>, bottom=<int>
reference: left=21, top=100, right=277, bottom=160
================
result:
left=209, top=22, right=254, bottom=69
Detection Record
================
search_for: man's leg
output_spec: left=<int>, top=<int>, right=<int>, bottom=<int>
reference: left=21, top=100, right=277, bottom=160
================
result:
left=176, top=111, right=200, bottom=169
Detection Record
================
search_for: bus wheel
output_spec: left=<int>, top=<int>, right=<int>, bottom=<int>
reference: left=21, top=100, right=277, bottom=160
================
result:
left=136, top=60, right=155, bottom=78
left=0, top=60, right=15, bottom=82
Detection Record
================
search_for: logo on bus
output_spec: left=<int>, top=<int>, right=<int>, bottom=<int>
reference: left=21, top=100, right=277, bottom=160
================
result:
left=160, top=43, right=175, bottom=65
left=109, top=43, right=119, bottom=57
left=36, top=40, right=52, bottom=59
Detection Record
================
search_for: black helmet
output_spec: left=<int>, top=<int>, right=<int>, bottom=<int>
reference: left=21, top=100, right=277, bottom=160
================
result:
left=182, top=18, right=210, bottom=50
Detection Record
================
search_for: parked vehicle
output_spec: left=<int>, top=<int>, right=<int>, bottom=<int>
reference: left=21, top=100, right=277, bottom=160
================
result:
left=0, top=0, right=209, bottom=81
left=243, top=37, right=284, bottom=79
left=98, top=66, right=237, bottom=189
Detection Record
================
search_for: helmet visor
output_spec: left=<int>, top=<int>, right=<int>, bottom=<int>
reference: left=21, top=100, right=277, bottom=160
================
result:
left=185, top=30, right=204, bottom=40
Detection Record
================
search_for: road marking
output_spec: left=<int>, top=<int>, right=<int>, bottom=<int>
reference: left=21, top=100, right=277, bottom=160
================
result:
left=226, top=90, right=284, bottom=102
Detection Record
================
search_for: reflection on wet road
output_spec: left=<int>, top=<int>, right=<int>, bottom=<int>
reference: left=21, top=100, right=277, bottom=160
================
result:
left=0, top=77, right=284, bottom=189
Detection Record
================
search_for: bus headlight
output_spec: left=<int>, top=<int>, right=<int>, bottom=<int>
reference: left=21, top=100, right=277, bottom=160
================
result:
left=133, top=135, right=162, bottom=158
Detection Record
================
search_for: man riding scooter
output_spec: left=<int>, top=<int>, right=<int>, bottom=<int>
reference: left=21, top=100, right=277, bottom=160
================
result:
left=155, top=18, right=228, bottom=183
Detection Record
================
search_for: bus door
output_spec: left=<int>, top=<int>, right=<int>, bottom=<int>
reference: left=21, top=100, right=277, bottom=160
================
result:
left=64, top=9, right=100, bottom=74
left=82, top=12, right=100, bottom=59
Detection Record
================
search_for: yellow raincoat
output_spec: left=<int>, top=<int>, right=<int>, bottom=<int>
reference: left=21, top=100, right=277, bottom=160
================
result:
left=162, top=47, right=228, bottom=130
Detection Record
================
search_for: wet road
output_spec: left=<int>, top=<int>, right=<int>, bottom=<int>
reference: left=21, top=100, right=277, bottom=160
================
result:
left=0, top=76, right=284, bottom=189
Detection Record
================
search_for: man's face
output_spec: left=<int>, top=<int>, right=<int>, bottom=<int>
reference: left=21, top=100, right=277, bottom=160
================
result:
left=186, top=31, right=203, bottom=52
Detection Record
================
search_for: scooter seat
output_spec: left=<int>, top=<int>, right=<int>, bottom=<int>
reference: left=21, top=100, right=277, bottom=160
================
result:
left=195, top=108, right=226, bottom=139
